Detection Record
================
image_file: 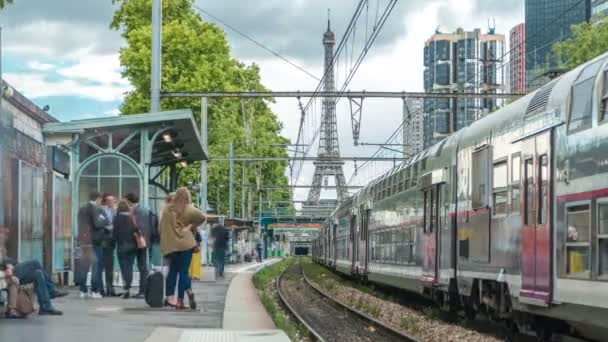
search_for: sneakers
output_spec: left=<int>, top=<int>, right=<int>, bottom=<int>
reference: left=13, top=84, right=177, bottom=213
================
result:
left=90, top=292, right=103, bottom=299
left=39, top=307, right=63, bottom=316
left=80, top=291, right=89, bottom=299
left=121, top=291, right=131, bottom=299
left=51, top=290, right=69, bottom=299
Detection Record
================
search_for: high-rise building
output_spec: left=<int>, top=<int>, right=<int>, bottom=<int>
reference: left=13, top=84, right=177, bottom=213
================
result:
left=402, top=98, right=424, bottom=157
left=525, top=0, right=590, bottom=90
left=510, top=23, right=526, bottom=94
left=592, top=0, right=608, bottom=20
left=423, top=28, right=505, bottom=148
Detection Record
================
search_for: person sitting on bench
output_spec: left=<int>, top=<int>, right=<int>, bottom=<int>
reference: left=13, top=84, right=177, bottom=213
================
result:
left=0, top=258, right=67, bottom=315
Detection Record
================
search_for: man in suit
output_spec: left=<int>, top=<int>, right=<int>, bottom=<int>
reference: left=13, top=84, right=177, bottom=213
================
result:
left=98, top=193, right=118, bottom=297
left=76, top=191, right=104, bottom=299
left=125, top=193, right=150, bottom=298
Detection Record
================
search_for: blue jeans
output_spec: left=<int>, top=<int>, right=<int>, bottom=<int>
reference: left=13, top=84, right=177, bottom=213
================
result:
left=15, top=260, right=55, bottom=311
left=214, top=249, right=225, bottom=276
left=165, top=250, right=193, bottom=299
left=78, top=245, right=103, bottom=293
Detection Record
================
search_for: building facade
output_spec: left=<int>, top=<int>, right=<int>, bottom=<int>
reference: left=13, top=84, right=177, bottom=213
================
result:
left=510, top=23, right=526, bottom=93
left=525, top=0, right=590, bottom=90
left=0, top=81, right=59, bottom=274
left=592, top=0, right=608, bottom=20
left=423, top=28, right=505, bottom=148
left=402, top=98, right=424, bottom=157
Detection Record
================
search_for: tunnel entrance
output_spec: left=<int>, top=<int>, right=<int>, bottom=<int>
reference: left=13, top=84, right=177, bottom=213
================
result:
left=294, top=246, right=310, bottom=256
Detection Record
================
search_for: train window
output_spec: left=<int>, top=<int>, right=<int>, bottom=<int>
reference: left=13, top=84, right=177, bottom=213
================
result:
left=601, top=70, right=608, bottom=124
left=598, top=202, right=608, bottom=278
left=538, top=155, right=548, bottom=225
left=493, top=160, right=508, bottom=216
left=472, top=147, right=490, bottom=209
left=511, top=154, right=521, bottom=213
left=423, top=190, right=430, bottom=233
left=565, top=204, right=591, bottom=278
left=569, top=58, right=604, bottom=132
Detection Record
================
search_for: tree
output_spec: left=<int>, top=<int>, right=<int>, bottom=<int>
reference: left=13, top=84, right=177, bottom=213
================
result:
left=0, top=0, right=13, bottom=9
left=111, top=0, right=291, bottom=216
left=553, top=16, right=608, bottom=71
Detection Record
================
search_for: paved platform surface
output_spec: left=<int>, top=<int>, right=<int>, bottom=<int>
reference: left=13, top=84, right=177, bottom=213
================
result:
left=0, top=259, right=288, bottom=342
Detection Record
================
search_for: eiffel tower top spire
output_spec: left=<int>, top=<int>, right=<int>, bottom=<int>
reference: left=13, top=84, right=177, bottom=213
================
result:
left=327, top=9, right=331, bottom=31
left=323, top=9, right=335, bottom=44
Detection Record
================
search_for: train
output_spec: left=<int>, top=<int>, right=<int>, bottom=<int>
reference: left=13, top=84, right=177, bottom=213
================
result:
left=312, top=52, right=608, bottom=341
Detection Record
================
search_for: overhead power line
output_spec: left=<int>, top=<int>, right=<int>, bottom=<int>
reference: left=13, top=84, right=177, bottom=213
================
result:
left=193, top=5, right=320, bottom=81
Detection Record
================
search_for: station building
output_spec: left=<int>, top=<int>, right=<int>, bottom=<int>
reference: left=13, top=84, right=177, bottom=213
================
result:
left=0, top=80, right=207, bottom=281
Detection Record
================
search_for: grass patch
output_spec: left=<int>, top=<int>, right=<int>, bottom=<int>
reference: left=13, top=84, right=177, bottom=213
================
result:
left=253, top=257, right=310, bottom=342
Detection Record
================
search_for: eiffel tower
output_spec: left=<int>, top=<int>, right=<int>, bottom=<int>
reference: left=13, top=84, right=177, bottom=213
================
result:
left=303, top=17, right=348, bottom=216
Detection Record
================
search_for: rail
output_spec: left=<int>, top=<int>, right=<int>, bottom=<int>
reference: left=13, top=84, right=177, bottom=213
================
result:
left=276, top=261, right=421, bottom=342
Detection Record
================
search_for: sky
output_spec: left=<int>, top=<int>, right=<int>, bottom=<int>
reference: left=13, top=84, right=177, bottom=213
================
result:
left=0, top=0, right=524, bottom=203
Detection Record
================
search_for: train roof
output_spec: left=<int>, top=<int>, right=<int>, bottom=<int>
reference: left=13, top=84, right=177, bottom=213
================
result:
left=329, top=51, right=608, bottom=219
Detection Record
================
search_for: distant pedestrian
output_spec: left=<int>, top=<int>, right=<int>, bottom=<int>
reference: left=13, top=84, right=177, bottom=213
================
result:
left=125, top=193, right=150, bottom=298
left=211, top=224, right=228, bottom=277
left=98, top=193, right=118, bottom=297
left=114, top=200, right=139, bottom=299
left=160, top=187, right=206, bottom=310
left=76, top=191, right=104, bottom=299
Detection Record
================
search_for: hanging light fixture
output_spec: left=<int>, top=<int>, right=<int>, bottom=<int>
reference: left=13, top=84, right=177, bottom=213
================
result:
left=172, top=149, right=182, bottom=158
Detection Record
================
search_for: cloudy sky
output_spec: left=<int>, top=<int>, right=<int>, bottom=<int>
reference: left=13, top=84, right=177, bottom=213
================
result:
left=1, top=0, right=524, bottom=203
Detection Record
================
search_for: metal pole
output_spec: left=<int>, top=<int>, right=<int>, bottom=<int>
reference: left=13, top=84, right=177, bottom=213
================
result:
left=200, top=97, right=208, bottom=214
left=229, top=143, right=235, bottom=219
left=241, top=162, right=246, bottom=219
left=151, top=0, right=162, bottom=112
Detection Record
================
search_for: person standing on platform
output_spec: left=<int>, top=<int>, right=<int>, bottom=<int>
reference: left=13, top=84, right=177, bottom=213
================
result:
left=76, top=191, right=104, bottom=299
left=189, top=229, right=202, bottom=280
left=114, top=200, right=139, bottom=299
left=125, top=193, right=150, bottom=298
left=160, top=187, right=206, bottom=310
left=99, top=193, right=118, bottom=297
left=211, top=224, right=228, bottom=278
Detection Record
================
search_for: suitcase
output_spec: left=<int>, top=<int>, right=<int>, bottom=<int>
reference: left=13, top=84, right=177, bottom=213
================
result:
left=145, top=271, right=164, bottom=308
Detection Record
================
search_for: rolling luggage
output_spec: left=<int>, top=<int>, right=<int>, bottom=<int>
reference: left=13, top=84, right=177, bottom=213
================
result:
left=145, top=270, right=164, bottom=308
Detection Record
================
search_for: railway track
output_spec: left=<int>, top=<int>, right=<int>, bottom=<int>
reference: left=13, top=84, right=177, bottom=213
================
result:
left=276, top=261, right=420, bottom=342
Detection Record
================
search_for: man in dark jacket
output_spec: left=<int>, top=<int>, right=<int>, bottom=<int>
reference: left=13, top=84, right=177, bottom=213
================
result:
left=125, top=193, right=150, bottom=298
left=76, top=191, right=104, bottom=299
left=211, top=224, right=228, bottom=278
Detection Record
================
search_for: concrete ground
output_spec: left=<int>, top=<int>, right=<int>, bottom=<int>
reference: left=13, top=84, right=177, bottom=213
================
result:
left=0, top=259, right=287, bottom=342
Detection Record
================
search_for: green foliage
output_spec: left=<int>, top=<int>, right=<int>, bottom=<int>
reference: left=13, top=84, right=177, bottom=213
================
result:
left=252, top=258, right=309, bottom=341
left=111, top=0, right=291, bottom=214
left=553, top=16, right=608, bottom=71
left=0, top=0, right=13, bottom=9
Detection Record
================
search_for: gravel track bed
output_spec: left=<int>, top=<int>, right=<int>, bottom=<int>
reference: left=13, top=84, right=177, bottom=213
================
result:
left=279, top=263, right=405, bottom=342
left=302, top=261, right=509, bottom=342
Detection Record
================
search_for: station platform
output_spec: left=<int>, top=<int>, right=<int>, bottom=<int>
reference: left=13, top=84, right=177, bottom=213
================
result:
left=0, top=259, right=288, bottom=342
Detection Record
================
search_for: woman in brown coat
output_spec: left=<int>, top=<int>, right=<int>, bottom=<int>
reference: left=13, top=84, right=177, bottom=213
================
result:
left=160, top=187, right=205, bottom=309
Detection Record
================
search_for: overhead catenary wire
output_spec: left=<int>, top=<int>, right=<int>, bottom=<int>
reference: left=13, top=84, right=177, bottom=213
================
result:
left=193, top=5, right=320, bottom=82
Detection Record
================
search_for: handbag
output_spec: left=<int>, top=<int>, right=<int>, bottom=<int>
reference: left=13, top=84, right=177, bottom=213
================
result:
left=16, top=287, right=36, bottom=316
left=134, top=230, right=147, bottom=250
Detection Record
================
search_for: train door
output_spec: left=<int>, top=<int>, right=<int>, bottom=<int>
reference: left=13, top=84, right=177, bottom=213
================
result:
left=520, top=130, right=552, bottom=304
left=350, top=214, right=357, bottom=273
left=422, top=184, right=441, bottom=284
left=358, top=206, right=370, bottom=274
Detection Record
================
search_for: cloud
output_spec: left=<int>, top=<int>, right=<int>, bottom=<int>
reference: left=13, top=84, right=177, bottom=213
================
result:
left=195, top=0, right=426, bottom=62
left=104, top=109, right=121, bottom=116
left=4, top=71, right=129, bottom=102
left=27, top=61, right=55, bottom=71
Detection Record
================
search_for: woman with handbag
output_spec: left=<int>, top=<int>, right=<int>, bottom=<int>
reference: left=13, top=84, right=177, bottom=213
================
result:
left=160, top=187, right=206, bottom=310
left=113, top=200, right=146, bottom=299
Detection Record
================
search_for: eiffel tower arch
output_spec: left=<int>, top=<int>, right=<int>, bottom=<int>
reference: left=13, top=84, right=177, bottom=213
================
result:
left=303, top=18, right=348, bottom=216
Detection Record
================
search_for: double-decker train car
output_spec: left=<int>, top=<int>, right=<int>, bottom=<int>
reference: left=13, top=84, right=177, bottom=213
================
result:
left=313, top=52, right=608, bottom=340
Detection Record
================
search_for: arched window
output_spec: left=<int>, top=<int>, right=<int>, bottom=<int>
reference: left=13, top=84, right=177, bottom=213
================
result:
left=78, top=155, right=141, bottom=206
